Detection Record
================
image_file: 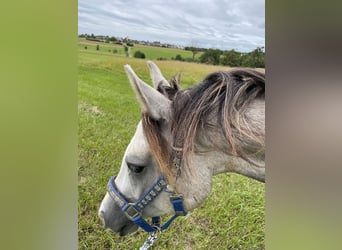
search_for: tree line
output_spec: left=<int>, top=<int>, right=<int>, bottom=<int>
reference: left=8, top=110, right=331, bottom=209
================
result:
left=183, top=46, right=265, bottom=68
left=79, top=34, right=264, bottom=68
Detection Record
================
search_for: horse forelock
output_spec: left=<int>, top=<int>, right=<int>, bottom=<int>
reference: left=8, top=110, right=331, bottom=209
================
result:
left=140, top=74, right=182, bottom=183
left=142, top=69, right=265, bottom=182
left=141, top=114, right=175, bottom=183
left=156, top=73, right=181, bottom=101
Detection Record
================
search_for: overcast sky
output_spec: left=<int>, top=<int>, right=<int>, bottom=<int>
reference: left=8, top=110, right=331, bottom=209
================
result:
left=78, top=0, right=264, bottom=52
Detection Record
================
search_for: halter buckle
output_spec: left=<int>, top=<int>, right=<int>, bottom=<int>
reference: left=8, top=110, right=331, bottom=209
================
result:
left=123, top=204, right=141, bottom=220
left=169, top=195, right=187, bottom=216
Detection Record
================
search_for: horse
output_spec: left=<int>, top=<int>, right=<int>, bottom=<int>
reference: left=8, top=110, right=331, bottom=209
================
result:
left=99, top=61, right=265, bottom=237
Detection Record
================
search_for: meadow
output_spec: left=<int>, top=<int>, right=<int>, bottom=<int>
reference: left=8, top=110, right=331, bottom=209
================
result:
left=78, top=41, right=265, bottom=249
left=78, top=38, right=200, bottom=60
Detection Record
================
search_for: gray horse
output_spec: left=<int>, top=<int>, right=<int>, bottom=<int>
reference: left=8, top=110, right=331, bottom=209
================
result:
left=99, top=61, right=265, bottom=236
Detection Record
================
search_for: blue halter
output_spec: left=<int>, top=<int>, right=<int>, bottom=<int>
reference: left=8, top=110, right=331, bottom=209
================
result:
left=107, top=175, right=187, bottom=233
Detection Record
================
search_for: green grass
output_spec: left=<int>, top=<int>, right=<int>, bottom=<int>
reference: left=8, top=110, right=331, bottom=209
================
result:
left=78, top=46, right=265, bottom=249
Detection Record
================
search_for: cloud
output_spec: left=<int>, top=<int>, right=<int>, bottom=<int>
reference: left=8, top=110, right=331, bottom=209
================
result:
left=78, top=0, right=264, bottom=52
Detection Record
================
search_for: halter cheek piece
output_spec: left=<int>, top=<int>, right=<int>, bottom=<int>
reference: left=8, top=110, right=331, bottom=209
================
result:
left=107, top=175, right=187, bottom=233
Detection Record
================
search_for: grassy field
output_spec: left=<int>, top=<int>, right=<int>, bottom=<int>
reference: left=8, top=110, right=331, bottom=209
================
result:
left=78, top=38, right=201, bottom=60
left=78, top=44, right=265, bottom=249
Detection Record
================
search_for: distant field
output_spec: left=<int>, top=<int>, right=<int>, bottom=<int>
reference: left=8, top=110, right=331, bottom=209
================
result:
left=78, top=38, right=201, bottom=60
left=78, top=44, right=265, bottom=249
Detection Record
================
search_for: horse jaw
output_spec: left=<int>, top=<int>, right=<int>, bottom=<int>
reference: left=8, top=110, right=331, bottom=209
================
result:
left=173, top=151, right=265, bottom=213
left=176, top=172, right=213, bottom=212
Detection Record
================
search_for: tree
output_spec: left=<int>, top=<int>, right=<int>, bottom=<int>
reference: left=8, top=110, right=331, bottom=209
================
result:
left=134, top=50, right=145, bottom=59
left=186, top=39, right=201, bottom=61
left=175, top=54, right=183, bottom=61
left=220, top=50, right=241, bottom=67
left=249, top=47, right=265, bottom=68
left=184, top=46, right=200, bottom=61
left=109, top=36, right=117, bottom=42
left=123, top=45, right=129, bottom=57
left=96, top=44, right=100, bottom=51
left=240, top=47, right=265, bottom=68
left=199, top=49, right=222, bottom=65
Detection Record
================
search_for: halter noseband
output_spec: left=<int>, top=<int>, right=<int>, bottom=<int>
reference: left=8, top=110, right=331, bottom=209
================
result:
left=107, top=175, right=187, bottom=233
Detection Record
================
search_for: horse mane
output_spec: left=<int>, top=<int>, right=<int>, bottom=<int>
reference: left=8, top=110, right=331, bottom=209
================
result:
left=142, top=69, right=265, bottom=182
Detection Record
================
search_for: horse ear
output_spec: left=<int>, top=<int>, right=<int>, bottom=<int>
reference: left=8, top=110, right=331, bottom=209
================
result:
left=147, top=61, right=170, bottom=88
left=124, top=65, right=171, bottom=121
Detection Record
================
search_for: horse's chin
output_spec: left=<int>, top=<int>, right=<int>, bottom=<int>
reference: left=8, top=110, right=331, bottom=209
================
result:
left=118, top=223, right=139, bottom=236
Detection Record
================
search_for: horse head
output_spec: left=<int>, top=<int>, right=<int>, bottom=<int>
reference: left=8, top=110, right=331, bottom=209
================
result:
left=99, top=61, right=265, bottom=236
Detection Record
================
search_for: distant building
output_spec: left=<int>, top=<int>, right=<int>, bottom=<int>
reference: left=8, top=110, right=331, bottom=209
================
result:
left=152, top=41, right=161, bottom=47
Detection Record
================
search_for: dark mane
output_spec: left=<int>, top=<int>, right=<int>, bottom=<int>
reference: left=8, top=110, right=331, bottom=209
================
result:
left=143, top=69, right=265, bottom=182
left=156, top=73, right=181, bottom=100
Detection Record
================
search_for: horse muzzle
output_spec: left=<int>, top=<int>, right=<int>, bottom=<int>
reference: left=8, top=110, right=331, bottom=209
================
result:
left=104, top=175, right=187, bottom=234
left=98, top=193, right=138, bottom=236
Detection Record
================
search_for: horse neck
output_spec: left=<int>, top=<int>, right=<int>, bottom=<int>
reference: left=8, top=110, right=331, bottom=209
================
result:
left=191, top=99, right=265, bottom=182
left=191, top=134, right=265, bottom=182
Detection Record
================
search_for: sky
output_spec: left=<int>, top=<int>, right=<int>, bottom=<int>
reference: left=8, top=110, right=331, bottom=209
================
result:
left=78, top=0, right=264, bottom=52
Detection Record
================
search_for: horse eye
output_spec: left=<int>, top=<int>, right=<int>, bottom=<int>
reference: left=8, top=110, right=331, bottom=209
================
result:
left=127, top=162, right=145, bottom=174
